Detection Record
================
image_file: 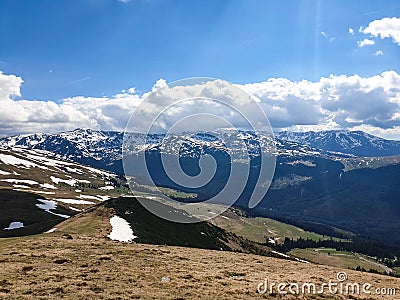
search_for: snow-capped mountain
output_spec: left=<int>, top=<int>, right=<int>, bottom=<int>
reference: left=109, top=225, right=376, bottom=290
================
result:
left=0, top=129, right=124, bottom=172
left=0, top=128, right=337, bottom=161
left=276, top=130, right=400, bottom=157
left=1, top=128, right=399, bottom=174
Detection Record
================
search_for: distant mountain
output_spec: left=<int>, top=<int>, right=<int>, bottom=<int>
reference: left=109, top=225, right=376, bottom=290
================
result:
left=276, top=130, right=400, bottom=157
left=1, top=129, right=400, bottom=244
left=0, top=128, right=351, bottom=174
left=2, top=129, right=399, bottom=169
left=0, top=129, right=124, bottom=172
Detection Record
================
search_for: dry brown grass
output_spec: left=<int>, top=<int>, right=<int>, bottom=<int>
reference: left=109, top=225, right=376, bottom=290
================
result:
left=0, top=231, right=399, bottom=299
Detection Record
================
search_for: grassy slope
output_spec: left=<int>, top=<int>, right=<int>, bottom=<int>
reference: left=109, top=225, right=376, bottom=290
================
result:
left=212, top=209, right=332, bottom=244
left=57, top=198, right=271, bottom=256
left=289, top=248, right=388, bottom=273
left=0, top=234, right=399, bottom=299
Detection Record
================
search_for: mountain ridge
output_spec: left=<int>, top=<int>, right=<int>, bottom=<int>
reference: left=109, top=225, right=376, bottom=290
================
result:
left=2, top=128, right=399, bottom=159
left=276, top=130, right=400, bottom=157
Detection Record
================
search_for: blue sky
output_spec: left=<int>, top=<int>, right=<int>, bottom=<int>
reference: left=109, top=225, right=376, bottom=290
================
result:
left=1, top=0, right=400, bottom=101
left=0, top=0, right=399, bottom=139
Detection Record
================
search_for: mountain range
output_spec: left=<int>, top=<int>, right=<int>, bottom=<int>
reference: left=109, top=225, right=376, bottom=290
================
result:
left=1, top=129, right=400, bottom=245
left=2, top=128, right=400, bottom=158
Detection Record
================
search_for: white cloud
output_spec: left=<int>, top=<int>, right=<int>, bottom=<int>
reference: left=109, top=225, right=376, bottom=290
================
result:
left=0, top=71, right=141, bottom=135
left=0, top=71, right=399, bottom=139
left=360, top=17, right=400, bottom=45
left=0, top=72, right=23, bottom=100
left=117, top=0, right=131, bottom=3
left=375, top=50, right=384, bottom=56
left=357, top=38, right=375, bottom=47
left=241, top=71, right=400, bottom=139
left=348, top=28, right=355, bottom=36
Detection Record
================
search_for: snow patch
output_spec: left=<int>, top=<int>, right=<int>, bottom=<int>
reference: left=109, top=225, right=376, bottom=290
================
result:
left=77, top=179, right=91, bottom=184
left=0, top=153, right=44, bottom=169
left=13, top=185, right=30, bottom=189
left=96, top=195, right=110, bottom=201
left=271, top=250, right=290, bottom=258
left=68, top=206, right=81, bottom=212
left=77, top=194, right=100, bottom=200
left=4, top=221, right=24, bottom=230
left=1, top=179, right=39, bottom=185
left=50, top=176, right=76, bottom=186
left=65, top=167, right=82, bottom=174
left=54, top=198, right=95, bottom=205
left=108, top=215, right=137, bottom=242
left=0, top=170, right=11, bottom=175
left=40, top=183, right=57, bottom=189
left=99, top=186, right=114, bottom=191
left=35, top=199, right=70, bottom=218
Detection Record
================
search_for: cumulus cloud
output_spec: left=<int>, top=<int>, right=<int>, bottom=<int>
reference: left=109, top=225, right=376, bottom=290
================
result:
left=127, top=79, right=271, bottom=134
left=241, top=71, right=400, bottom=139
left=0, top=70, right=399, bottom=139
left=348, top=28, right=355, bottom=36
left=357, top=38, right=375, bottom=47
left=375, top=50, right=384, bottom=56
left=360, top=17, right=400, bottom=45
left=0, top=72, right=23, bottom=100
left=0, top=71, right=141, bottom=135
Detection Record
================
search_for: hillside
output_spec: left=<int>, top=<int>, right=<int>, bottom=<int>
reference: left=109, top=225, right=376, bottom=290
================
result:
left=0, top=233, right=398, bottom=299
left=0, top=146, right=129, bottom=238
left=0, top=146, right=128, bottom=205
left=56, top=196, right=271, bottom=255
left=1, top=130, right=400, bottom=245
left=0, top=190, right=76, bottom=238
left=0, top=179, right=398, bottom=298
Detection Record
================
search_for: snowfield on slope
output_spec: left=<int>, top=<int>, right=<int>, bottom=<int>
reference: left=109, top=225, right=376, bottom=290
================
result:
left=35, top=199, right=70, bottom=218
left=0, top=153, right=45, bottom=169
left=108, top=215, right=137, bottom=242
left=53, top=198, right=95, bottom=205
left=0, top=169, right=11, bottom=175
left=4, top=221, right=24, bottom=230
left=1, top=179, right=39, bottom=185
left=50, top=176, right=77, bottom=186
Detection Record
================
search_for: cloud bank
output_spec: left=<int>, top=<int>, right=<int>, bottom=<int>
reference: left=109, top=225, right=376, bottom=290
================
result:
left=0, top=71, right=399, bottom=139
left=360, top=17, right=400, bottom=45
